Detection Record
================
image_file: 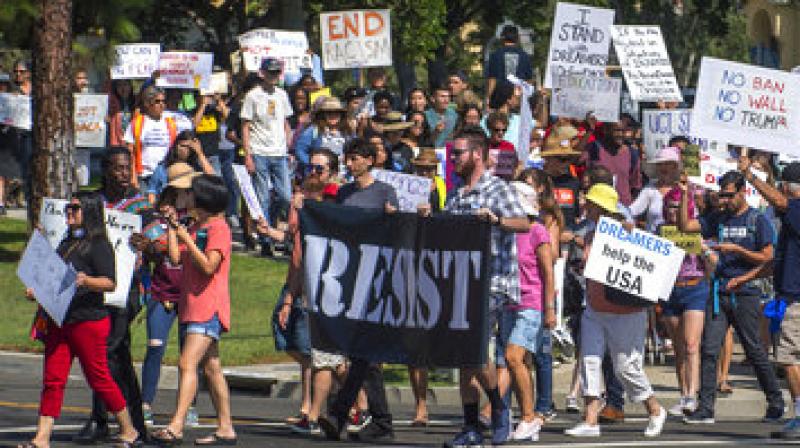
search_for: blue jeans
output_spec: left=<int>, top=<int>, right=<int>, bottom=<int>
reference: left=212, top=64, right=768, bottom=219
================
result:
left=141, top=298, right=178, bottom=404
left=251, top=155, right=292, bottom=241
left=533, top=330, right=554, bottom=414
left=218, top=149, right=239, bottom=218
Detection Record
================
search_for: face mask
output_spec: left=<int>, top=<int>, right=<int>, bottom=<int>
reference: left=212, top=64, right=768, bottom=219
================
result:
left=71, top=228, right=85, bottom=239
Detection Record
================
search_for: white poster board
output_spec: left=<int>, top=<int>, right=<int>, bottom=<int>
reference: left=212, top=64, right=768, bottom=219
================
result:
left=372, top=169, right=431, bottom=212
left=698, top=154, right=766, bottom=208
left=584, top=217, right=685, bottom=301
left=544, top=2, right=615, bottom=88
left=156, top=52, right=214, bottom=90
left=200, top=72, right=229, bottom=95
left=508, top=75, right=534, bottom=163
left=642, top=109, right=728, bottom=160
left=17, top=231, right=77, bottom=327
left=74, top=94, right=108, bottom=148
left=0, top=93, right=31, bottom=130
left=435, top=148, right=447, bottom=178
left=692, top=57, right=800, bottom=156
left=611, top=26, right=682, bottom=102
left=40, top=198, right=70, bottom=248
left=104, top=209, right=142, bottom=308
left=320, top=9, right=392, bottom=69
left=551, top=74, right=621, bottom=122
left=111, top=44, right=160, bottom=79
left=232, top=164, right=265, bottom=221
left=238, top=28, right=311, bottom=76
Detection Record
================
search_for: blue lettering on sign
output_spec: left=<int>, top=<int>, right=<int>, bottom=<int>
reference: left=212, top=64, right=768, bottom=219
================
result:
left=597, top=219, right=672, bottom=256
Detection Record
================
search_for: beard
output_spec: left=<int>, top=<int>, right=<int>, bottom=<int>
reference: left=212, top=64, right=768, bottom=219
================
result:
left=455, top=158, right=476, bottom=180
left=302, top=176, right=326, bottom=197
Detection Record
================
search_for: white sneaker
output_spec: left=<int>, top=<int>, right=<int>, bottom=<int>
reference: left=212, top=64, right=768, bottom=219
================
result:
left=668, top=397, right=687, bottom=417
left=565, top=422, right=601, bottom=437
left=511, top=420, right=541, bottom=441
left=645, top=406, right=667, bottom=437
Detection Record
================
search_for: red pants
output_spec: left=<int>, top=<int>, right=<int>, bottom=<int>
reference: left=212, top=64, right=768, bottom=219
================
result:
left=40, top=317, right=126, bottom=418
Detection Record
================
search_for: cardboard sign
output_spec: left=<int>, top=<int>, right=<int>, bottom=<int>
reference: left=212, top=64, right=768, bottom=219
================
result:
left=232, top=164, right=265, bottom=221
left=642, top=109, right=728, bottom=160
left=683, top=144, right=700, bottom=177
left=111, top=44, right=160, bottom=79
left=104, top=210, right=142, bottom=308
left=551, top=74, right=621, bottom=122
left=74, top=94, right=108, bottom=148
left=40, top=198, right=70, bottom=248
left=544, top=2, right=615, bottom=88
left=698, top=154, right=766, bottom=208
left=692, top=57, right=800, bottom=156
left=309, top=87, right=332, bottom=106
left=17, top=231, right=77, bottom=327
left=611, top=26, right=682, bottom=102
left=660, top=226, right=702, bottom=255
left=584, top=217, right=685, bottom=301
left=372, top=169, right=431, bottom=212
left=200, top=72, right=229, bottom=95
left=0, top=93, right=31, bottom=130
left=156, top=52, right=214, bottom=90
left=320, top=9, right=392, bottom=69
left=238, top=28, right=311, bottom=75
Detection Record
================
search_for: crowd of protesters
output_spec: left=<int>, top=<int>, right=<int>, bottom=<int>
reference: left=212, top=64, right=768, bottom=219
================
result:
left=8, top=22, right=800, bottom=447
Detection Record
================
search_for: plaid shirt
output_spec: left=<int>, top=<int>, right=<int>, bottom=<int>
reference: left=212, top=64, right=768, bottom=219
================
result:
left=446, top=171, right=525, bottom=306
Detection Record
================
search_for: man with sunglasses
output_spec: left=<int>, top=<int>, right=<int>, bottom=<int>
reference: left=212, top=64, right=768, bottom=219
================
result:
left=678, top=170, right=784, bottom=425
left=541, top=128, right=582, bottom=230
left=124, top=85, right=178, bottom=191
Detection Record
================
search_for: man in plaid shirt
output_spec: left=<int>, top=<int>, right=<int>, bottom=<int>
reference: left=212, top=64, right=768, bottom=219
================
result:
left=440, top=126, right=530, bottom=447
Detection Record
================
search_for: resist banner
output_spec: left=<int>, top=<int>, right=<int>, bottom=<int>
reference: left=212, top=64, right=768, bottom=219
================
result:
left=110, top=44, right=160, bottom=79
left=611, top=26, right=682, bottom=102
left=544, top=2, right=615, bottom=88
left=320, top=9, right=392, bottom=69
left=238, top=28, right=311, bottom=75
left=74, top=94, right=108, bottom=148
left=692, top=57, right=800, bottom=156
left=156, top=52, right=214, bottom=90
left=584, top=217, right=684, bottom=301
left=551, top=74, right=621, bottom=122
left=300, top=201, right=491, bottom=367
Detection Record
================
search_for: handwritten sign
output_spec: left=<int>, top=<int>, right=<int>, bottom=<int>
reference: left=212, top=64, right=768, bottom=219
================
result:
left=232, top=164, right=265, bottom=221
left=320, top=9, right=392, bottom=69
left=200, top=72, right=229, bottom=95
left=40, top=198, right=70, bottom=248
left=74, top=94, right=108, bottom=148
left=17, top=231, right=78, bottom=326
left=544, top=2, right=615, bottom=88
left=156, top=52, right=214, bottom=90
left=372, top=169, right=431, bottom=212
left=660, top=226, right=702, bottom=255
left=551, top=74, right=621, bottom=122
left=611, top=26, right=682, bottom=102
left=642, top=109, right=728, bottom=160
left=692, top=57, right=800, bottom=156
left=698, top=154, right=766, bottom=208
left=489, top=149, right=517, bottom=179
left=584, top=217, right=685, bottom=302
left=110, top=44, right=160, bottom=79
left=238, top=28, right=311, bottom=76
left=104, top=209, right=141, bottom=308
left=0, top=93, right=31, bottom=130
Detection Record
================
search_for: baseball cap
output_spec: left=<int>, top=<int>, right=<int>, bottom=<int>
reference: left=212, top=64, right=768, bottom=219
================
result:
left=260, top=57, right=282, bottom=72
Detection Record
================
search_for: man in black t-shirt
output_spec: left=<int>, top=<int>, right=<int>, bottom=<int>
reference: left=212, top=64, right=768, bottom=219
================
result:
left=484, top=25, right=533, bottom=109
left=541, top=136, right=582, bottom=230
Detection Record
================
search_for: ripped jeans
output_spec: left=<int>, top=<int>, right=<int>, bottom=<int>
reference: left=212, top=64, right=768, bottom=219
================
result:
left=141, top=297, right=178, bottom=404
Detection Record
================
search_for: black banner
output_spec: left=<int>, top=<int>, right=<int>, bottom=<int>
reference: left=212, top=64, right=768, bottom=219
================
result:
left=299, top=201, right=491, bottom=367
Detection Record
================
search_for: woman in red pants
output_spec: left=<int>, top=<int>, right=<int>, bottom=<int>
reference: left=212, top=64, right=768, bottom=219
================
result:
left=20, top=192, right=140, bottom=448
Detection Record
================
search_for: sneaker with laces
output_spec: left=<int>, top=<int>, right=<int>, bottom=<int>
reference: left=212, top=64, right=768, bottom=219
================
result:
left=564, top=422, right=600, bottom=437
left=290, top=417, right=321, bottom=435
left=565, top=395, right=580, bottom=414
left=668, top=397, right=687, bottom=417
left=764, top=406, right=785, bottom=423
left=185, top=406, right=199, bottom=427
left=644, top=406, right=666, bottom=437
left=347, top=410, right=372, bottom=432
left=683, top=408, right=715, bottom=425
left=511, top=420, right=541, bottom=441
left=445, top=427, right=483, bottom=448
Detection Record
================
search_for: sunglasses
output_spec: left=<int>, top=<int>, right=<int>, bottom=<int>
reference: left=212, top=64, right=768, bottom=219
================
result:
left=305, top=164, right=327, bottom=175
left=492, top=127, right=507, bottom=133
left=717, top=192, right=736, bottom=199
left=151, top=99, right=166, bottom=105
left=451, top=148, right=470, bottom=157
left=64, top=203, right=82, bottom=214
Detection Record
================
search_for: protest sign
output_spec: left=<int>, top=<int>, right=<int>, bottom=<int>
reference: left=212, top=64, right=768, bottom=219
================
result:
left=300, top=201, right=491, bottom=366
left=435, top=148, right=447, bottom=179
left=489, top=149, right=517, bottom=179
left=660, top=226, right=702, bottom=255
left=544, top=2, right=615, bottom=88
left=551, top=74, right=621, bottom=122
left=0, top=93, right=31, bottom=130
left=110, top=44, right=160, bottom=79
left=372, top=168, right=431, bottom=212
left=232, top=164, right=265, bottom=221
left=238, top=28, right=311, bottom=76
left=74, top=94, right=108, bottom=148
left=309, top=87, right=332, bottom=106
left=642, top=109, right=728, bottom=160
left=156, top=52, right=214, bottom=90
left=698, top=154, right=766, bottom=208
left=508, top=75, right=534, bottom=163
left=200, top=72, right=229, bottom=95
left=610, top=26, right=682, bottom=102
left=40, top=198, right=70, bottom=248
left=683, top=144, right=700, bottom=177
left=320, top=9, right=392, bottom=69
left=692, top=57, right=800, bottom=156
left=104, top=210, right=141, bottom=308
left=17, top=231, right=77, bottom=327
left=584, top=217, right=685, bottom=301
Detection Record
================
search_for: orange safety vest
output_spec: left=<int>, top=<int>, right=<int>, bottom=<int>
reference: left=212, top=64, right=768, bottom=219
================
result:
left=131, top=113, right=178, bottom=176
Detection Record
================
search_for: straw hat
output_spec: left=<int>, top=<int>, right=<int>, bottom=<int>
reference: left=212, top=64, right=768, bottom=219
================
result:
left=315, top=96, right=346, bottom=114
left=586, top=183, right=619, bottom=214
left=166, top=162, right=200, bottom=189
left=382, top=111, right=413, bottom=132
left=540, top=137, right=582, bottom=158
left=412, top=148, right=440, bottom=168
left=551, top=124, right=579, bottom=141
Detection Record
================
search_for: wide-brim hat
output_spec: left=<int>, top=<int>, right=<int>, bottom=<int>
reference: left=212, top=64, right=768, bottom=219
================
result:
left=382, top=111, right=413, bottom=132
left=552, top=124, right=579, bottom=141
left=167, top=162, right=201, bottom=189
left=586, top=183, right=619, bottom=214
left=412, top=148, right=440, bottom=167
left=540, top=137, right=581, bottom=158
left=315, top=96, right=346, bottom=114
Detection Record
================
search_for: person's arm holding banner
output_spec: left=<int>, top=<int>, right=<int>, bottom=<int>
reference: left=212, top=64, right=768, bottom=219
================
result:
left=738, top=154, right=788, bottom=212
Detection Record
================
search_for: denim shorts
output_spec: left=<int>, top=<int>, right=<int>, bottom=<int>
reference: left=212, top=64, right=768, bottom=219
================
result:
left=662, top=279, right=709, bottom=317
left=272, top=287, right=311, bottom=355
left=180, top=313, right=222, bottom=341
left=495, top=308, right=544, bottom=367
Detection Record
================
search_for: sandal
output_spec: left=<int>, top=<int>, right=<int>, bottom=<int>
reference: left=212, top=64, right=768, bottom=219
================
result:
left=718, top=383, right=734, bottom=395
left=194, top=433, right=238, bottom=446
left=151, top=427, right=184, bottom=446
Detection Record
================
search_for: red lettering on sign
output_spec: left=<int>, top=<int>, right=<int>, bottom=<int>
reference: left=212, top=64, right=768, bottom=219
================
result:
left=365, top=11, right=384, bottom=36
left=553, top=188, right=575, bottom=206
left=343, top=12, right=359, bottom=38
left=328, top=15, right=344, bottom=40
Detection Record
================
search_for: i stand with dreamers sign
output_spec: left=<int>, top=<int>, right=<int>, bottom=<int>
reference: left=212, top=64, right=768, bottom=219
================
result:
left=300, top=201, right=491, bottom=367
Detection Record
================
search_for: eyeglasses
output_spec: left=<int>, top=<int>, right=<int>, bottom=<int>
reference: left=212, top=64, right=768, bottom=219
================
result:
left=717, top=192, right=736, bottom=199
left=305, top=164, right=327, bottom=175
left=64, top=203, right=82, bottom=214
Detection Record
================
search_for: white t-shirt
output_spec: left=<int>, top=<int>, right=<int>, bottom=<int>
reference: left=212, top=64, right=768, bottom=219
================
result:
left=123, top=115, right=173, bottom=177
left=240, top=85, right=293, bottom=157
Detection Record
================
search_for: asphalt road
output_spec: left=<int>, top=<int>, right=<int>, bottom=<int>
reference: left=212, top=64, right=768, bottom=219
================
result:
left=0, top=356, right=799, bottom=447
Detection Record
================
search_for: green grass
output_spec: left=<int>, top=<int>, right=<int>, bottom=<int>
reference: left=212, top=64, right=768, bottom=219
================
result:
left=0, top=216, right=289, bottom=366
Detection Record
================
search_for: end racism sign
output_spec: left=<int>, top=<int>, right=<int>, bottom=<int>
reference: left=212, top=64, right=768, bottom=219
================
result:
left=320, top=9, right=392, bottom=70
left=692, top=57, right=800, bottom=157
left=584, top=217, right=685, bottom=302
left=300, top=201, right=491, bottom=367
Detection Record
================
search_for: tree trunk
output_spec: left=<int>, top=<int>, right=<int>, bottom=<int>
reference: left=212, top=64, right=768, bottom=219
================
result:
left=30, top=0, right=75, bottom=227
